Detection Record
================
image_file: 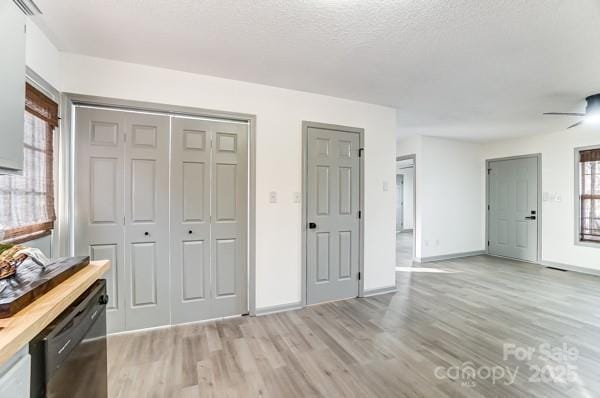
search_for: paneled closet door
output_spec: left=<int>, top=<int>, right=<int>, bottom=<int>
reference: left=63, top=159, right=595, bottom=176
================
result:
left=211, top=120, right=248, bottom=317
left=170, top=117, right=248, bottom=322
left=170, top=117, right=211, bottom=324
left=75, top=108, right=127, bottom=333
left=123, top=112, right=171, bottom=330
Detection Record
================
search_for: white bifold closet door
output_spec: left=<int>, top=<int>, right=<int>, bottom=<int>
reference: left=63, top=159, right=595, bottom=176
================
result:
left=75, top=107, right=248, bottom=333
left=170, top=117, right=247, bottom=324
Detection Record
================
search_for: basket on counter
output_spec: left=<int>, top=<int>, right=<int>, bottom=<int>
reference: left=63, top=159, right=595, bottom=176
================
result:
left=0, top=244, right=28, bottom=279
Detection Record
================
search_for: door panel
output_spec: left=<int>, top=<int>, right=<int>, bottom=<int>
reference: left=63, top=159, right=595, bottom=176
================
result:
left=171, top=117, right=248, bottom=323
left=123, top=112, right=170, bottom=330
left=210, top=121, right=248, bottom=317
left=75, top=108, right=126, bottom=333
left=306, top=127, right=360, bottom=305
left=488, top=157, right=538, bottom=262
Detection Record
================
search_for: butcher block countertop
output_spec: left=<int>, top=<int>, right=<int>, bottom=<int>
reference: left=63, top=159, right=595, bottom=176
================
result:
left=0, top=260, right=110, bottom=365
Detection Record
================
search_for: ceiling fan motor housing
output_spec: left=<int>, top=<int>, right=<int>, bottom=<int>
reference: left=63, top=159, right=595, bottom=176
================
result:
left=586, top=94, right=600, bottom=115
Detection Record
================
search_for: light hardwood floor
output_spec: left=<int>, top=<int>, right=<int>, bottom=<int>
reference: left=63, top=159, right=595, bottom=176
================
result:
left=108, top=254, right=600, bottom=397
left=396, top=231, right=413, bottom=267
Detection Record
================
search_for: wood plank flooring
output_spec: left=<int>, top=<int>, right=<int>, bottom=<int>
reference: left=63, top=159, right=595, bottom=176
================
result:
left=108, top=255, right=600, bottom=397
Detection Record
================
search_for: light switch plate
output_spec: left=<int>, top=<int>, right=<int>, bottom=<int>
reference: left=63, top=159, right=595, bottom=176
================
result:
left=293, top=192, right=301, bottom=203
left=269, top=191, right=277, bottom=204
left=383, top=181, right=389, bottom=192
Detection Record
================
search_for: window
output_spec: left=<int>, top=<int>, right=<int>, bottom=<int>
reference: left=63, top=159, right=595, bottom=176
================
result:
left=579, top=148, right=600, bottom=243
left=0, top=83, right=58, bottom=243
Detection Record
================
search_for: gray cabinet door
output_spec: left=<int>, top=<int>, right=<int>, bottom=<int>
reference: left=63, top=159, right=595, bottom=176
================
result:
left=488, top=157, right=538, bottom=262
left=0, top=0, right=25, bottom=173
left=171, top=117, right=248, bottom=322
left=306, top=127, right=360, bottom=304
left=123, top=112, right=171, bottom=330
left=75, top=107, right=127, bottom=333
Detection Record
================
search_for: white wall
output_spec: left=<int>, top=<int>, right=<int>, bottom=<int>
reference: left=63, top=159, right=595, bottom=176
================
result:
left=25, top=19, right=61, bottom=90
left=60, top=53, right=398, bottom=308
left=397, top=135, right=484, bottom=260
left=482, top=126, right=600, bottom=272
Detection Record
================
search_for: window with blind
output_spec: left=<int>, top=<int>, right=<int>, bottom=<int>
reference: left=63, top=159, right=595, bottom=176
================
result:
left=579, top=148, right=600, bottom=243
left=0, top=83, right=58, bottom=243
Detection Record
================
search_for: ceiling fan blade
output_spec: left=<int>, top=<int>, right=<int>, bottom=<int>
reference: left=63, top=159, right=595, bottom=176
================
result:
left=544, top=112, right=586, bottom=116
left=567, top=121, right=584, bottom=129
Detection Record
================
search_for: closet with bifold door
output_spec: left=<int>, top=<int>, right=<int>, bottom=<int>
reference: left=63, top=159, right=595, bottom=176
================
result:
left=74, top=107, right=248, bottom=334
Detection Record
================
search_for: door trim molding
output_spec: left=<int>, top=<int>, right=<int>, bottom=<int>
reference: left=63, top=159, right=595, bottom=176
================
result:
left=301, top=121, right=365, bottom=307
left=396, top=154, right=416, bottom=261
left=62, top=93, right=258, bottom=317
left=485, top=153, right=542, bottom=263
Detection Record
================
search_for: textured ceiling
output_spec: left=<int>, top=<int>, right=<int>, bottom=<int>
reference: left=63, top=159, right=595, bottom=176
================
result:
left=33, top=0, right=600, bottom=142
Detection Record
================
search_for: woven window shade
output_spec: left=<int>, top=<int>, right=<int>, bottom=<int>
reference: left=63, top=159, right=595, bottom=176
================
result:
left=0, top=83, right=57, bottom=243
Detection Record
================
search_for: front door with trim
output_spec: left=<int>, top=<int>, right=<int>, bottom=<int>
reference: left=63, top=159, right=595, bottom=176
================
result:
left=306, top=126, right=360, bottom=305
left=488, top=157, right=538, bottom=262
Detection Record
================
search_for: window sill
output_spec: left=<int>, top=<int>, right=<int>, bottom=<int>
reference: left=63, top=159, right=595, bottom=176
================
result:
left=575, top=240, right=600, bottom=249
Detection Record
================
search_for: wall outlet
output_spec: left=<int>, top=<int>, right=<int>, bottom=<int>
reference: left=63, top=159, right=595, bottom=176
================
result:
left=269, top=191, right=277, bottom=204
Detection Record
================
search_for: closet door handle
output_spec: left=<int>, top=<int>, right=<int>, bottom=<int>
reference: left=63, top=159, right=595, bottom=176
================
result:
left=188, top=230, right=193, bottom=234
left=144, top=232, right=150, bottom=236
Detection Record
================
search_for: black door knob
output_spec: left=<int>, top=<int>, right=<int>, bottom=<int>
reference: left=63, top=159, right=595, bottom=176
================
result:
left=308, top=222, right=317, bottom=229
left=144, top=232, right=149, bottom=236
left=188, top=230, right=193, bottom=234
left=525, top=216, right=536, bottom=220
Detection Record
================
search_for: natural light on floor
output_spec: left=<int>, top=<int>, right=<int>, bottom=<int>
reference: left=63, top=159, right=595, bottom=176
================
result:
left=395, top=267, right=461, bottom=273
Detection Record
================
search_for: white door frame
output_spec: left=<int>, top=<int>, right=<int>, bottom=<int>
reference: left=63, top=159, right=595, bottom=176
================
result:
left=485, top=153, right=542, bottom=263
left=62, top=93, right=258, bottom=316
left=396, top=154, right=416, bottom=262
left=301, top=121, right=365, bottom=306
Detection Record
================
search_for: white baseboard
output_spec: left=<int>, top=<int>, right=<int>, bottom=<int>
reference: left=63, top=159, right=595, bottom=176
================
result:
left=362, top=285, right=397, bottom=297
left=415, top=250, right=485, bottom=263
left=255, top=301, right=303, bottom=316
left=541, top=260, right=600, bottom=277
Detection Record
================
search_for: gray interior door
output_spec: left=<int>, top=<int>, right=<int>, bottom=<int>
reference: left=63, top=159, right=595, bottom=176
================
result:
left=171, top=117, right=248, bottom=323
left=306, top=127, right=360, bottom=305
left=488, top=157, right=538, bottom=262
left=75, top=107, right=126, bottom=333
left=396, top=174, right=404, bottom=232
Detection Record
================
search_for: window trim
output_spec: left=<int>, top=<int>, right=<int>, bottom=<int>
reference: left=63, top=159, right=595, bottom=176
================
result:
left=574, top=145, right=600, bottom=247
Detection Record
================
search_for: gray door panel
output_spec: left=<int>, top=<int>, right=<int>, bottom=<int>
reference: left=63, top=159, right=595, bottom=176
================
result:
left=171, top=117, right=248, bottom=322
left=75, top=108, right=127, bottom=333
left=170, top=117, right=212, bottom=323
left=210, top=122, right=248, bottom=317
left=123, top=112, right=171, bottom=330
left=488, top=157, right=538, bottom=262
left=306, top=127, right=360, bottom=304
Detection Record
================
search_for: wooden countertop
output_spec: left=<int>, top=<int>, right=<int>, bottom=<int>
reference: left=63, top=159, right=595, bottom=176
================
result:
left=0, top=260, right=110, bottom=365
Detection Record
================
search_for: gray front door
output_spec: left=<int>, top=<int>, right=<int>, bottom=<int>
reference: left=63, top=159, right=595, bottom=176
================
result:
left=488, top=157, right=538, bottom=262
left=306, top=127, right=360, bottom=305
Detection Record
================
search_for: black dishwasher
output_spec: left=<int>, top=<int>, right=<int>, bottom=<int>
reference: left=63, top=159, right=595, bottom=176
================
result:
left=30, top=279, right=108, bottom=398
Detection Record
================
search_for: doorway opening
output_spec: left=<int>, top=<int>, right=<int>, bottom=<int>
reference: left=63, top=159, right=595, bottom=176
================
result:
left=396, top=155, right=415, bottom=269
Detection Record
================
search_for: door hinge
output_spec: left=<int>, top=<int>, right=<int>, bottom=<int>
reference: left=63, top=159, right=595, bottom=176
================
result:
left=487, top=205, right=490, bottom=211
left=487, top=240, right=490, bottom=246
left=358, top=271, right=361, bottom=280
left=123, top=216, right=126, bottom=225
left=487, top=168, right=492, bottom=175
left=358, top=210, right=362, bottom=219
left=358, top=148, right=364, bottom=158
